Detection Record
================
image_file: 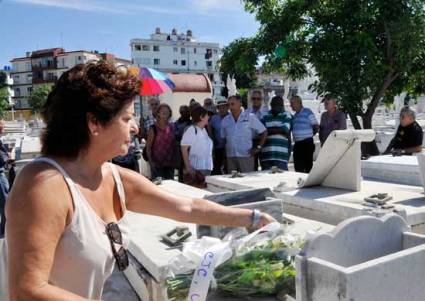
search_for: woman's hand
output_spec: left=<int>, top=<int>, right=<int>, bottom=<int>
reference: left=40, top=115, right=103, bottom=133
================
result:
left=256, top=212, right=277, bottom=229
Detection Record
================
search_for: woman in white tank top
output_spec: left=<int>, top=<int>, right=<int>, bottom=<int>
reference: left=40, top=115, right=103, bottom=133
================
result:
left=1, top=62, right=276, bottom=301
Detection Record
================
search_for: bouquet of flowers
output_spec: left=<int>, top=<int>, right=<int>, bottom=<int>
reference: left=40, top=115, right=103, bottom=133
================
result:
left=165, top=223, right=304, bottom=301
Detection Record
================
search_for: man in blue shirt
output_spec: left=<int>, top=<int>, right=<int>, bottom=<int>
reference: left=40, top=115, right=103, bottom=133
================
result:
left=138, top=97, right=159, bottom=141
left=290, top=95, right=319, bottom=173
left=209, top=99, right=229, bottom=175
left=221, top=95, right=267, bottom=173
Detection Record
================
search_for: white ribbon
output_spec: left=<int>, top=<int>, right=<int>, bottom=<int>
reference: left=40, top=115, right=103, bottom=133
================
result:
left=186, top=241, right=229, bottom=301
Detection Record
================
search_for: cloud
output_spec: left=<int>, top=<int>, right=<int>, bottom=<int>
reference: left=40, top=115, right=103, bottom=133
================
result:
left=9, top=0, right=185, bottom=15
left=8, top=0, right=251, bottom=21
left=10, top=0, right=127, bottom=14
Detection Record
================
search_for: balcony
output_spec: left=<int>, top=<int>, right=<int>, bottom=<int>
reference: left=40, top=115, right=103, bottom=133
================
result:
left=31, top=61, right=58, bottom=71
left=32, top=75, right=58, bottom=84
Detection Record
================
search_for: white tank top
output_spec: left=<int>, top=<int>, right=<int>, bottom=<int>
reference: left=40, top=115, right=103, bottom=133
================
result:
left=0, top=157, right=130, bottom=300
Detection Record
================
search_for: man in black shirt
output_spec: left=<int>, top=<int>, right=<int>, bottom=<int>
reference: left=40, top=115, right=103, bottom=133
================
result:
left=384, top=107, right=423, bottom=156
left=0, top=120, right=10, bottom=237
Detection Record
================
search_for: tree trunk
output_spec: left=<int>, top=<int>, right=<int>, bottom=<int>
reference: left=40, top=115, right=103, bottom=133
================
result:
left=348, top=113, right=362, bottom=130
left=360, top=71, right=400, bottom=157
left=361, top=115, right=380, bottom=156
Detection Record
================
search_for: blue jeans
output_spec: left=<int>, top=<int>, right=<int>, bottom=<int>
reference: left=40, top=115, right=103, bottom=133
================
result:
left=0, top=172, right=10, bottom=237
left=261, top=160, right=288, bottom=171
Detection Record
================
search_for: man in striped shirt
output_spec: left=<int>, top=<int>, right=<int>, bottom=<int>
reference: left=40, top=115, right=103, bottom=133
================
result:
left=290, top=95, right=319, bottom=173
left=260, top=96, right=292, bottom=170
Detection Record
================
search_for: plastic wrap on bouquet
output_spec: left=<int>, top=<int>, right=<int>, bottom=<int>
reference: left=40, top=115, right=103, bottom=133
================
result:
left=165, top=223, right=305, bottom=301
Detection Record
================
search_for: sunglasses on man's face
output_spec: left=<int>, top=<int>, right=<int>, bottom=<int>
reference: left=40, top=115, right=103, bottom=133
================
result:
left=252, top=97, right=262, bottom=100
left=106, top=222, right=129, bottom=271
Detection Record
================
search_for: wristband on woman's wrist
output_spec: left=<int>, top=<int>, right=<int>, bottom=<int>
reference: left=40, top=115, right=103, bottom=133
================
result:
left=251, top=209, right=262, bottom=229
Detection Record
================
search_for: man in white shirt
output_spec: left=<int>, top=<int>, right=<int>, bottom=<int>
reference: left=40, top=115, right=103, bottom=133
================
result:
left=221, top=95, right=267, bottom=173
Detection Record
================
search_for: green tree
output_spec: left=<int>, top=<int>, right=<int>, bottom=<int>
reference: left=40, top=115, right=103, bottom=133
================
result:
left=28, top=84, right=52, bottom=114
left=0, top=71, right=7, bottom=89
left=219, top=38, right=258, bottom=91
left=239, top=0, right=425, bottom=154
left=0, top=88, right=10, bottom=117
left=0, top=71, right=11, bottom=117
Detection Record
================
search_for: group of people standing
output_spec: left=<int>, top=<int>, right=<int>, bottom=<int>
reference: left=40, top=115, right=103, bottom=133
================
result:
left=137, top=91, right=348, bottom=184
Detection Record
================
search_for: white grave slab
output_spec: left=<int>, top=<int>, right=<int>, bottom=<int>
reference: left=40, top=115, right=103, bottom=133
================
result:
left=361, top=155, right=422, bottom=186
left=296, top=214, right=425, bottom=301
left=207, top=171, right=425, bottom=233
left=299, top=130, right=375, bottom=191
left=20, top=137, right=41, bottom=159
left=123, top=180, right=210, bottom=301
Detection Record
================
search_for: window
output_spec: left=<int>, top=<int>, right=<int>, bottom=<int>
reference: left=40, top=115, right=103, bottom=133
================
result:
left=27, top=87, right=32, bottom=93
left=142, top=45, right=150, bottom=51
left=181, top=60, right=186, bottom=66
left=193, top=48, right=197, bottom=53
left=206, top=61, right=213, bottom=67
left=154, top=59, right=160, bottom=65
left=173, top=60, right=178, bottom=65
left=78, top=56, right=82, bottom=61
left=25, top=62, right=31, bottom=71
left=213, top=49, right=218, bottom=54
left=173, top=47, right=178, bottom=52
left=153, top=45, right=160, bottom=52
left=46, top=72, right=55, bottom=81
left=194, top=61, right=197, bottom=66
left=205, top=49, right=212, bottom=59
left=134, top=44, right=141, bottom=51
left=181, top=48, right=186, bottom=54
left=27, top=74, right=32, bottom=83
left=15, top=88, right=20, bottom=96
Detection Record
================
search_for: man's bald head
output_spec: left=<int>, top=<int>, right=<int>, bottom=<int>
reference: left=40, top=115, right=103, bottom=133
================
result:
left=290, top=95, right=303, bottom=112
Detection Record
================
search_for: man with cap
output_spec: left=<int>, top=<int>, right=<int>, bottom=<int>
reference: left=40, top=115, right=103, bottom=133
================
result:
left=221, top=95, right=267, bottom=173
left=319, top=94, right=347, bottom=145
left=209, top=98, right=229, bottom=174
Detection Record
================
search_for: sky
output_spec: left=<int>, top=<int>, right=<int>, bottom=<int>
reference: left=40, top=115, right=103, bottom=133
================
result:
left=0, top=0, right=260, bottom=68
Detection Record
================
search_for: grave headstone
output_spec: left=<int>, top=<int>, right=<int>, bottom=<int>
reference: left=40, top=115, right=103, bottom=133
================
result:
left=296, top=214, right=425, bottom=301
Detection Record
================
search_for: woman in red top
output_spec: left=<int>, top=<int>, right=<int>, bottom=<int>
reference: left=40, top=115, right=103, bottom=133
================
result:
left=146, top=103, right=176, bottom=180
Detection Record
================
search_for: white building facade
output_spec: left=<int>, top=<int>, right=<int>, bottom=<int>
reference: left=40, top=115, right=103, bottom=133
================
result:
left=2, top=67, right=15, bottom=106
left=10, top=48, right=130, bottom=109
left=130, top=28, right=223, bottom=96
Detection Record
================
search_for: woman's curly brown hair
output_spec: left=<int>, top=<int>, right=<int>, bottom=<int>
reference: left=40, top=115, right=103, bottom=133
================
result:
left=41, top=61, right=140, bottom=158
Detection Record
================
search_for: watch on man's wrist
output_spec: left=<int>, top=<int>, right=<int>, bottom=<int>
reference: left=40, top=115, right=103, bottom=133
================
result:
left=256, top=145, right=263, bottom=150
